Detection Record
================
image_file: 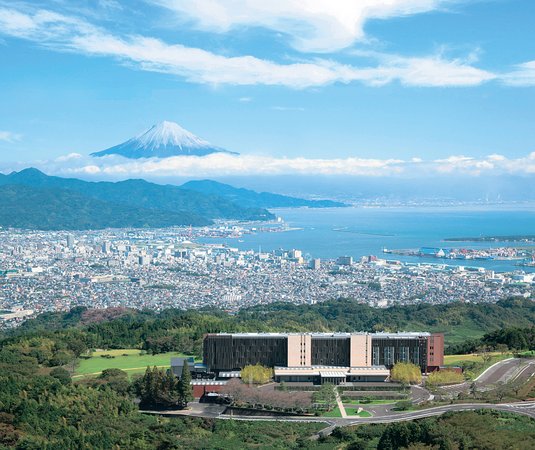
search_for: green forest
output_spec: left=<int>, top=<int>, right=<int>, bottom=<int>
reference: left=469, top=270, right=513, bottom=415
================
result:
left=0, top=168, right=274, bottom=230
left=7, top=296, right=534, bottom=358
left=0, top=345, right=533, bottom=448
left=0, top=298, right=534, bottom=448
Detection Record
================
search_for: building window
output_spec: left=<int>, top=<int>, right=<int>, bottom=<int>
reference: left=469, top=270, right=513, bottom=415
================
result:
left=384, top=346, right=394, bottom=366
left=412, top=347, right=420, bottom=365
left=372, top=346, right=380, bottom=365
left=399, top=346, right=409, bottom=362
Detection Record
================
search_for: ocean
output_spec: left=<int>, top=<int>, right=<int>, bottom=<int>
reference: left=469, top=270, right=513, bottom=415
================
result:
left=199, top=206, right=535, bottom=273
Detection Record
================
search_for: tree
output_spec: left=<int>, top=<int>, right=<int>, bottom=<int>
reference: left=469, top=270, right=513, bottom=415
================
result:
left=495, top=343, right=509, bottom=355
left=97, top=368, right=130, bottom=395
left=221, top=378, right=245, bottom=405
left=470, top=382, right=479, bottom=397
left=312, top=383, right=336, bottom=410
left=393, top=400, right=412, bottom=411
left=176, top=360, right=193, bottom=408
left=66, top=338, right=88, bottom=371
left=50, top=367, right=71, bottom=385
left=240, top=364, right=273, bottom=385
left=161, top=369, right=178, bottom=404
left=390, top=362, right=422, bottom=385
left=137, top=366, right=170, bottom=407
left=476, top=345, right=492, bottom=364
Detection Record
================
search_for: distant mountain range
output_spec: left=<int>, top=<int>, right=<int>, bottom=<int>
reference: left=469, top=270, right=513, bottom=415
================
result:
left=90, top=121, right=237, bottom=159
left=182, top=179, right=347, bottom=208
left=0, top=169, right=345, bottom=230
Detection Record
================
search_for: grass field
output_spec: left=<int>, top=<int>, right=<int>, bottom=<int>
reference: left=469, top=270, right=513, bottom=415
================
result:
left=74, top=349, right=200, bottom=379
left=442, top=352, right=516, bottom=380
left=320, top=407, right=342, bottom=418
left=443, top=352, right=512, bottom=367
left=345, top=408, right=373, bottom=418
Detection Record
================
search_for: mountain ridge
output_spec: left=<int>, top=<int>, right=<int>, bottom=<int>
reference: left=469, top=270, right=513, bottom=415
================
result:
left=0, top=184, right=211, bottom=230
left=0, top=168, right=347, bottom=230
left=0, top=168, right=274, bottom=223
left=180, top=179, right=348, bottom=208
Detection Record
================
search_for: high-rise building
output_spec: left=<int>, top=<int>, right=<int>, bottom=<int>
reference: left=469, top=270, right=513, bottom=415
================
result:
left=336, top=256, right=353, bottom=266
left=139, top=255, right=150, bottom=265
left=309, top=258, right=321, bottom=270
left=66, top=235, right=75, bottom=249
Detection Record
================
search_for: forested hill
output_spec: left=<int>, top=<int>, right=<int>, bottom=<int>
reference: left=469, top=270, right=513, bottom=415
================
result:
left=4, top=297, right=534, bottom=355
left=181, top=179, right=347, bottom=208
left=0, top=168, right=273, bottom=229
left=0, top=184, right=211, bottom=229
left=0, top=298, right=533, bottom=448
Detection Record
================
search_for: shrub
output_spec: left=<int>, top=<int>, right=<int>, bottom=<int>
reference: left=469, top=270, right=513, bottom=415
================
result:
left=390, top=362, right=422, bottom=384
left=240, top=364, right=273, bottom=385
left=427, top=370, right=464, bottom=386
left=393, top=400, right=412, bottom=411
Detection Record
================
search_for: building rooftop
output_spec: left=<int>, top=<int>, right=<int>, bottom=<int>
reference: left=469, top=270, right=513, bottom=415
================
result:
left=205, top=331, right=431, bottom=338
left=274, top=365, right=390, bottom=377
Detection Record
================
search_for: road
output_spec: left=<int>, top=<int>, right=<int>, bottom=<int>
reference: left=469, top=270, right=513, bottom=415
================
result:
left=439, top=358, right=535, bottom=398
left=142, top=357, right=535, bottom=436
left=143, top=401, right=535, bottom=424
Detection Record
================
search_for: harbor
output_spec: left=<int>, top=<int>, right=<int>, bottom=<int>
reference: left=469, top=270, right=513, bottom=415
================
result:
left=383, top=246, right=535, bottom=264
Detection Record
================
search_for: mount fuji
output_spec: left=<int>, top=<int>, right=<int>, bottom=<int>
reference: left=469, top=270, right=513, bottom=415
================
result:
left=90, top=121, right=238, bottom=159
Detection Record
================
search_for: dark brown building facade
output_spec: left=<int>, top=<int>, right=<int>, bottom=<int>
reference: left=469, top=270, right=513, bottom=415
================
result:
left=203, top=332, right=444, bottom=374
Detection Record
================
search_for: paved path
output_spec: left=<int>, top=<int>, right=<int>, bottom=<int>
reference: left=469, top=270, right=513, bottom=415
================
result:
left=144, top=401, right=535, bottom=423
left=335, top=389, right=347, bottom=418
left=411, top=385, right=434, bottom=404
left=142, top=358, right=535, bottom=437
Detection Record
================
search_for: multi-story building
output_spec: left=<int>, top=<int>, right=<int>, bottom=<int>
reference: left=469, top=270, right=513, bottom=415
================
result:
left=203, top=332, right=444, bottom=384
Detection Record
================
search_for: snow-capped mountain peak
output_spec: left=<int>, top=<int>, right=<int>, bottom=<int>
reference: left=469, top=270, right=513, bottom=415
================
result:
left=135, top=121, right=210, bottom=149
left=91, top=121, right=238, bottom=159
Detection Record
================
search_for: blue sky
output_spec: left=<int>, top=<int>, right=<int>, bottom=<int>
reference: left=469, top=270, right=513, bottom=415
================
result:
left=0, top=0, right=535, bottom=179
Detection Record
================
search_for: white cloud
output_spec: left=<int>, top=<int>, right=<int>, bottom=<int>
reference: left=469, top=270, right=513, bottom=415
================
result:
left=432, top=153, right=535, bottom=175
left=55, top=152, right=83, bottom=162
left=151, top=0, right=453, bottom=52
left=502, top=61, right=535, bottom=87
left=0, top=6, right=496, bottom=88
left=8, top=151, right=535, bottom=178
left=0, top=130, right=22, bottom=143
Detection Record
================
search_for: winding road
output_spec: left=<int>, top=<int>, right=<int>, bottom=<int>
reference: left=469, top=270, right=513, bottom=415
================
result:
left=142, top=357, right=535, bottom=436
left=438, top=357, right=535, bottom=398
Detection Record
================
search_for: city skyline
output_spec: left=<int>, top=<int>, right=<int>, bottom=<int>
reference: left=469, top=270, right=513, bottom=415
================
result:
left=1, top=1, right=535, bottom=179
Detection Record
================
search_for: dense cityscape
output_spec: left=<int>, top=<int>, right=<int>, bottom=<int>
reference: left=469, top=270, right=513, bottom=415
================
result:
left=1, top=224, right=533, bottom=329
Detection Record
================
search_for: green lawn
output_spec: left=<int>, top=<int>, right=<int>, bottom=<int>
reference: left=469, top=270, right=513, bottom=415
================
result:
left=443, top=352, right=514, bottom=380
left=443, top=352, right=512, bottom=366
left=74, top=349, right=200, bottom=379
left=320, top=407, right=342, bottom=418
left=345, top=408, right=373, bottom=418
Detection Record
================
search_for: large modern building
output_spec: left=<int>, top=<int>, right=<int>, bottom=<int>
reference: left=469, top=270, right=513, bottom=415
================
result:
left=203, top=332, right=443, bottom=384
